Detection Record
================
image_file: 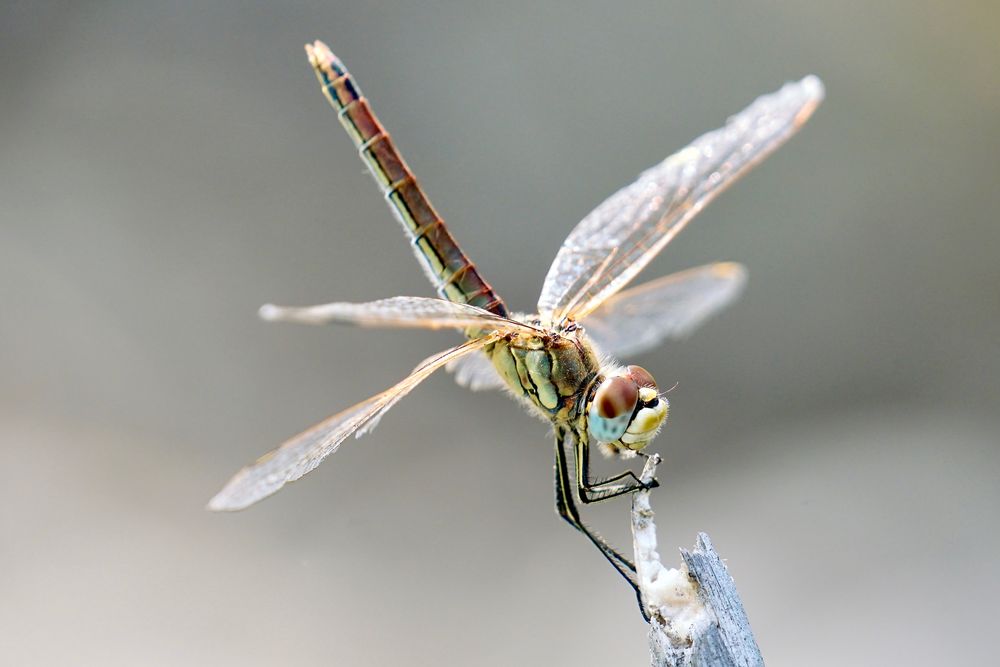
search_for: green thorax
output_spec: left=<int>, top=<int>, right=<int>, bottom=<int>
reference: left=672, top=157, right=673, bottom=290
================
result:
left=487, top=329, right=601, bottom=422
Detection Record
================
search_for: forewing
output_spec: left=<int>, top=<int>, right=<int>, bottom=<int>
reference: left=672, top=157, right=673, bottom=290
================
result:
left=208, top=334, right=500, bottom=511
left=260, top=296, right=535, bottom=335
left=537, top=76, right=823, bottom=324
left=583, top=262, right=747, bottom=358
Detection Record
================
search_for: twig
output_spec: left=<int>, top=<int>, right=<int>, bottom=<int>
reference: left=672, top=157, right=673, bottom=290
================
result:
left=631, top=455, right=764, bottom=667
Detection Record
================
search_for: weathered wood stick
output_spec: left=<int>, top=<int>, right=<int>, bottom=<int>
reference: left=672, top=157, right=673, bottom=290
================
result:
left=631, top=455, right=764, bottom=667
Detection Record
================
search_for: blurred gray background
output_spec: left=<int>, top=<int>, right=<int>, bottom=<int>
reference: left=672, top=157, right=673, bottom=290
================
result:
left=2, top=1, right=998, bottom=665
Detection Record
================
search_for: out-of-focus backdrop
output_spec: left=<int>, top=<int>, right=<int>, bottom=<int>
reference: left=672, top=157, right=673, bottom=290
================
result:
left=2, top=1, right=998, bottom=665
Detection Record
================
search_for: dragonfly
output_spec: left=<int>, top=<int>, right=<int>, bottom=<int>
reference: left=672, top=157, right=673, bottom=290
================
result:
left=209, top=39, right=824, bottom=604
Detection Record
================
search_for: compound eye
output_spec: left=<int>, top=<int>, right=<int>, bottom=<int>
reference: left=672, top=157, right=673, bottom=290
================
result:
left=589, top=375, right=640, bottom=442
left=626, top=365, right=657, bottom=390
left=595, top=376, right=639, bottom=419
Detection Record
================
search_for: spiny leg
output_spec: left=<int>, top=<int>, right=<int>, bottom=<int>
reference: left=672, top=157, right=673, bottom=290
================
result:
left=575, top=432, right=658, bottom=504
left=554, top=429, right=638, bottom=587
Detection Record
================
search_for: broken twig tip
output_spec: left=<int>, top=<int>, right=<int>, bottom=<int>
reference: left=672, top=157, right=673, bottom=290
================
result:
left=631, top=455, right=763, bottom=666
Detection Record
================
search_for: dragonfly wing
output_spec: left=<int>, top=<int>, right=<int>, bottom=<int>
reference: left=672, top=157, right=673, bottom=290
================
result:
left=537, top=76, right=823, bottom=325
left=208, top=333, right=500, bottom=511
left=583, top=262, right=746, bottom=358
left=260, top=296, right=536, bottom=335
left=446, top=351, right=504, bottom=391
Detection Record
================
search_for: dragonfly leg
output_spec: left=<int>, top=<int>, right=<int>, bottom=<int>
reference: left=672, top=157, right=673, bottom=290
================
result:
left=554, top=430, right=639, bottom=584
left=574, top=434, right=658, bottom=504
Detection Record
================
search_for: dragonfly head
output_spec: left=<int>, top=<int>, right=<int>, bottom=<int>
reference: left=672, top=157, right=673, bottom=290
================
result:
left=587, top=365, right=668, bottom=452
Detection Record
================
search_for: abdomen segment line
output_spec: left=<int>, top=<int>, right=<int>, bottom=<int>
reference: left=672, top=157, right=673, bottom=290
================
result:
left=307, top=41, right=507, bottom=317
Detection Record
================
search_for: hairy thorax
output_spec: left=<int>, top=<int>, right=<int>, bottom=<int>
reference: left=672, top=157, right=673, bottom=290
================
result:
left=485, top=323, right=601, bottom=423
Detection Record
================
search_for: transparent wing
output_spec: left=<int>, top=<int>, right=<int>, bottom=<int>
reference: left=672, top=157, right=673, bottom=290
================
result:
left=208, top=333, right=500, bottom=511
left=583, top=262, right=747, bottom=358
left=537, top=76, right=824, bottom=325
left=259, top=296, right=537, bottom=335
left=446, top=351, right=505, bottom=391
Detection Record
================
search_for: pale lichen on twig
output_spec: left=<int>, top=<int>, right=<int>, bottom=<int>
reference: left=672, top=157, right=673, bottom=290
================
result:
left=631, top=455, right=764, bottom=667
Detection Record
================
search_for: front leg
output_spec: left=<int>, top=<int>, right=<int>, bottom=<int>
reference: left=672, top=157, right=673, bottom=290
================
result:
left=553, top=429, right=638, bottom=584
left=574, top=431, right=658, bottom=504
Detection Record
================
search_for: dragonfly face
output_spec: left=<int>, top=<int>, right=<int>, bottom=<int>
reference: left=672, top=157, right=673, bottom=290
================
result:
left=587, top=365, right=668, bottom=452
left=209, top=39, right=823, bottom=615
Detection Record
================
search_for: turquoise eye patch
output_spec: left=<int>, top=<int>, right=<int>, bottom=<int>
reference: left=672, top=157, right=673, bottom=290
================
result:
left=588, top=410, right=632, bottom=441
left=588, top=375, right=640, bottom=442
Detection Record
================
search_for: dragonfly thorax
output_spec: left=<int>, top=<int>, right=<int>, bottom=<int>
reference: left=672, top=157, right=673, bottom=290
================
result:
left=586, top=364, right=668, bottom=454
left=487, top=327, right=600, bottom=422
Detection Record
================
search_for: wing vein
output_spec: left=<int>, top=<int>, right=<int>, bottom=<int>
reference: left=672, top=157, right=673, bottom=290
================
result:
left=208, top=333, right=500, bottom=511
left=538, top=76, right=824, bottom=323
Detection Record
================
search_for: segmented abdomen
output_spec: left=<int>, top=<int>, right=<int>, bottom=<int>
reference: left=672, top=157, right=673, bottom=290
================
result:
left=308, top=43, right=507, bottom=317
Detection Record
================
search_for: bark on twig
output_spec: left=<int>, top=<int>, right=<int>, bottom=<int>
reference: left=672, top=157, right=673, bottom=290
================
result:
left=631, top=455, right=763, bottom=667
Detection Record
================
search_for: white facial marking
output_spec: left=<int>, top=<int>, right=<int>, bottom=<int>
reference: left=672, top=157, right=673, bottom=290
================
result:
left=619, top=400, right=668, bottom=448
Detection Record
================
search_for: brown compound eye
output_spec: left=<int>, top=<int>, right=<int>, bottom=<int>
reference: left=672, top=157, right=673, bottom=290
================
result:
left=627, top=365, right=657, bottom=390
left=594, top=376, right=639, bottom=419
